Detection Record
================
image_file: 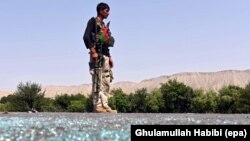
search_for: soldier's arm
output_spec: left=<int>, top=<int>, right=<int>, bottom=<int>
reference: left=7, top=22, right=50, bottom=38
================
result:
left=83, top=18, right=99, bottom=60
left=83, top=18, right=95, bottom=49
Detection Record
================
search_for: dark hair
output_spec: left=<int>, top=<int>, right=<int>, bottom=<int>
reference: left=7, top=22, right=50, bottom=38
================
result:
left=96, top=2, right=110, bottom=15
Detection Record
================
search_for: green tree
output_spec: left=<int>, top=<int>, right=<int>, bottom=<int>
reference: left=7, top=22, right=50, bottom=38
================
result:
left=217, top=85, right=242, bottom=113
left=145, top=89, right=164, bottom=113
left=68, top=94, right=87, bottom=112
left=0, top=94, right=23, bottom=111
left=0, top=102, right=13, bottom=112
left=205, top=90, right=218, bottom=112
left=0, top=96, right=8, bottom=103
left=160, top=79, right=195, bottom=113
left=129, top=88, right=148, bottom=113
left=13, top=82, right=45, bottom=111
left=40, top=97, right=57, bottom=112
left=108, top=88, right=130, bottom=112
left=190, top=89, right=218, bottom=113
left=190, top=89, right=206, bottom=113
left=68, top=100, right=85, bottom=112
left=54, top=93, right=88, bottom=112
left=54, top=94, right=71, bottom=111
left=236, top=83, right=250, bottom=113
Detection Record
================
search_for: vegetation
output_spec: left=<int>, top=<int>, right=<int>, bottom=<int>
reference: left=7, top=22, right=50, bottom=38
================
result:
left=1, top=80, right=250, bottom=113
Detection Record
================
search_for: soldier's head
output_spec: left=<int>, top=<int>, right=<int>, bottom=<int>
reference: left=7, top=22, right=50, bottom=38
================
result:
left=96, top=2, right=110, bottom=19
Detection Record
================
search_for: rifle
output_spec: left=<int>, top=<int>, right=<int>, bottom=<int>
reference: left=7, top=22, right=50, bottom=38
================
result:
left=92, top=19, right=111, bottom=94
left=92, top=43, right=104, bottom=93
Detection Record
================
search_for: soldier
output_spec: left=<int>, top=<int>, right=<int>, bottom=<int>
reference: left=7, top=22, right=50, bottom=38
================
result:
left=83, top=2, right=117, bottom=113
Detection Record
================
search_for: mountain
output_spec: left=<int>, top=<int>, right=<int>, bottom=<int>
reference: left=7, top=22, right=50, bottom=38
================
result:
left=1, top=69, right=250, bottom=98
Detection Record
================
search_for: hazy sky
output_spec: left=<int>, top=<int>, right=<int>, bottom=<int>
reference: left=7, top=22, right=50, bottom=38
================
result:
left=1, top=0, right=250, bottom=90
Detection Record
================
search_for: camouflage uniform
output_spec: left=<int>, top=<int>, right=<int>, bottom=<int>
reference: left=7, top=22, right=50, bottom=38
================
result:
left=89, top=18, right=116, bottom=113
left=90, top=56, right=113, bottom=109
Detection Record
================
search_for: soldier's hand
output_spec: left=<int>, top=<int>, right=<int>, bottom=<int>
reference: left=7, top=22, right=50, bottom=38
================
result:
left=91, top=52, right=98, bottom=61
left=89, top=47, right=98, bottom=61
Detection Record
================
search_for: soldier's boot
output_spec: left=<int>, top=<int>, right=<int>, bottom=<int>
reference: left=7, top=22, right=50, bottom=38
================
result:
left=98, top=91, right=117, bottom=113
left=94, top=105, right=108, bottom=113
left=104, top=107, right=117, bottom=113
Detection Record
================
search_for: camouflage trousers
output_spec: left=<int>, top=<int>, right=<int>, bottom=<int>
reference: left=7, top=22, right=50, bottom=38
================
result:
left=89, top=55, right=113, bottom=109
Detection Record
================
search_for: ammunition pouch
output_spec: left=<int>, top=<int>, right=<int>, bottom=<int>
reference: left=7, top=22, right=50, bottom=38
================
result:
left=106, top=36, right=115, bottom=47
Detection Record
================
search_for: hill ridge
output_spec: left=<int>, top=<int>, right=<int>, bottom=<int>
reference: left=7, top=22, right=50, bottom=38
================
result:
left=1, top=69, right=250, bottom=98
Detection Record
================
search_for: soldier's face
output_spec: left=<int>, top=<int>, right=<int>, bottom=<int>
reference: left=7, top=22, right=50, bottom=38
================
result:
left=101, top=8, right=109, bottom=19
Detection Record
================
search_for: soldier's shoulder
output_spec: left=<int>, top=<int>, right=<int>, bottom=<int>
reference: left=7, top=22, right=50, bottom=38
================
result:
left=87, top=17, right=96, bottom=24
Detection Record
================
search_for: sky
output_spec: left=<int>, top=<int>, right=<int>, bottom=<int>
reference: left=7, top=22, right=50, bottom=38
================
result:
left=0, top=0, right=250, bottom=91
